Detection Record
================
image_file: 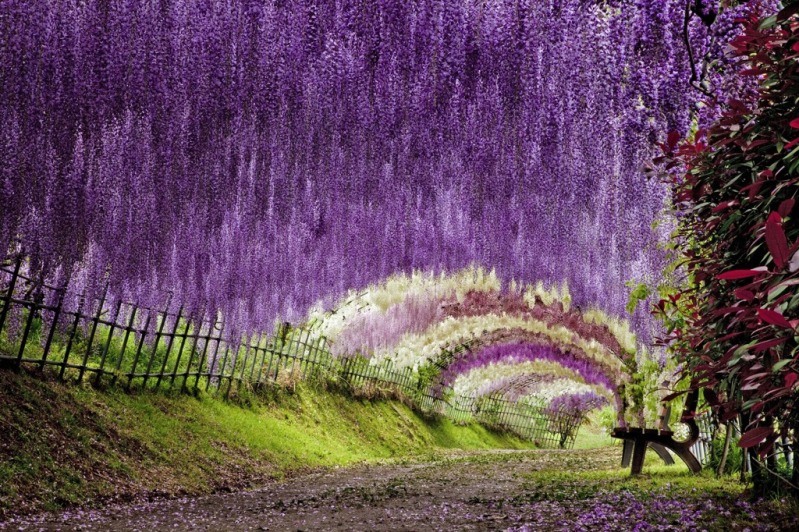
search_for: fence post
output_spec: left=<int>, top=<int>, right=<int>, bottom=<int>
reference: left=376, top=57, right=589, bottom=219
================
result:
left=274, top=322, right=290, bottom=381
left=175, top=309, right=204, bottom=390
left=228, top=335, right=250, bottom=398
left=40, top=287, right=65, bottom=369
left=126, top=310, right=153, bottom=391
left=78, top=284, right=108, bottom=382
left=204, top=320, right=224, bottom=392
left=59, top=295, right=86, bottom=380
left=156, top=305, right=183, bottom=390
left=247, top=333, right=264, bottom=383
left=258, top=336, right=280, bottom=382
left=166, top=312, right=191, bottom=390
left=0, top=255, right=22, bottom=338
left=111, top=305, right=138, bottom=386
left=142, top=294, right=172, bottom=389
left=214, top=343, right=232, bottom=395
left=193, top=319, right=214, bottom=390
left=14, top=281, right=42, bottom=368
left=94, top=299, right=123, bottom=386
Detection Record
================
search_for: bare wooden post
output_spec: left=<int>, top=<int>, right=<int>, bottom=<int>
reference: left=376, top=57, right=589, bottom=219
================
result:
left=173, top=310, right=203, bottom=389
left=299, top=327, right=312, bottom=379
left=166, top=316, right=190, bottom=390
left=263, top=342, right=277, bottom=384
left=274, top=322, right=290, bottom=381
left=126, top=310, right=152, bottom=391
left=156, top=305, right=183, bottom=389
left=192, top=319, right=213, bottom=391
left=247, top=333, right=263, bottom=383
left=204, top=321, right=224, bottom=392
left=59, top=295, right=86, bottom=381
left=287, top=326, right=302, bottom=382
left=95, top=299, right=123, bottom=386
left=0, top=255, right=22, bottom=336
left=214, top=343, right=232, bottom=396
left=15, top=285, right=40, bottom=368
left=78, top=284, right=108, bottom=382
left=40, top=287, right=65, bottom=369
left=142, top=295, right=172, bottom=389
left=261, top=336, right=277, bottom=386
left=111, top=305, right=138, bottom=386
left=228, top=336, right=250, bottom=398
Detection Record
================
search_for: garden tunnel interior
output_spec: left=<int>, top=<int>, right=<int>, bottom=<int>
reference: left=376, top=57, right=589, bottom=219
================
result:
left=0, top=0, right=725, bottom=445
left=303, top=268, right=636, bottom=432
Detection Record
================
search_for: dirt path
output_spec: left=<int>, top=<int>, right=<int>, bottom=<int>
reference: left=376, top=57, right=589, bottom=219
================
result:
left=2, top=448, right=796, bottom=531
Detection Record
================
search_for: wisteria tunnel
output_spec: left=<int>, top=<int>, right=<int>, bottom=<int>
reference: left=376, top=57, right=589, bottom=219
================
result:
left=3, top=0, right=799, bottom=526
left=0, top=1, right=713, bottom=418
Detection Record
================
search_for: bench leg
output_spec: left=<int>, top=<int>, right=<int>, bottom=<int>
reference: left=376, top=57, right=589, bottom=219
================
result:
left=621, top=439, right=634, bottom=467
left=672, top=446, right=702, bottom=473
left=649, top=443, right=675, bottom=466
left=631, top=439, right=648, bottom=475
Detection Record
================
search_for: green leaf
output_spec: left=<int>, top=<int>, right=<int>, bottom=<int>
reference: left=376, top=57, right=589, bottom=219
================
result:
left=757, top=15, right=777, bottom=30
left=768, top=284, right=790, bottom=303
left=772, top=359, right=792, bottom=372
left=729, top=341, right=757, bottom=367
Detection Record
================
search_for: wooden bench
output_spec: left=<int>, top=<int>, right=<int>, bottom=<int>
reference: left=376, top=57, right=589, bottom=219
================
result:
left=611, top=389, right=701, bottom=475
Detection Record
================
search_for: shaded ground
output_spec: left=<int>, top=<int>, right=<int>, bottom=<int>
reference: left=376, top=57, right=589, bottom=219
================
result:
left=4, top=448, right=797, bottom=531
left=0, top=369, right=532, bottom=518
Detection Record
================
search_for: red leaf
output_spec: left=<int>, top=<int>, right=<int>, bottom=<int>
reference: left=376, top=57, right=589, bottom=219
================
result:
left=712, top=306, right=745, bottom=317
left=778, top=199, right=795, bottom=217
left=765, top=212, right=789, bottom=269
left=752, top=337, right=788, bottom=352
left=757, top=308, right=794, bottom=329
left=786, top=137, right=799, bottom=150
left=667, top=131, right=680, bottom=150
left=738, top=426, right=774, bottom=448
left=741, top=181, right=766, bottom=200
left=744, top=139, right=770, bottom=151
left=790, top=117, right=799, bottom=129
left=786, top=372, right=799, bottom=388
left=733, top=288, right=755, bottom=301
left=712, top=200, right=739, bottom=213
left=741, top=381, right=762, bottom=391
left=717, top=269, right=765, bottom=280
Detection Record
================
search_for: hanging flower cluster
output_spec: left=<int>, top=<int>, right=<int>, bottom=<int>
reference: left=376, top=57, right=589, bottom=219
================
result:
left=439, top=343, right=617, bottom=393
left=0, top=0, right=747, bottom=339
left=543, top=391, right=609, bottom=418
left=451, top=360, right=589, bottom=398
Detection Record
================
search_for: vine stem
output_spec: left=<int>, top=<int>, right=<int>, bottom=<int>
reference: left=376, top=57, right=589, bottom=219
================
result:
left=682, top=0, right=718, bottom=102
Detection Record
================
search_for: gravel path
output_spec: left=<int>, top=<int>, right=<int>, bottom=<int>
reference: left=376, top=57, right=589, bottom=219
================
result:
left=3, top=448, right=796, bottom=531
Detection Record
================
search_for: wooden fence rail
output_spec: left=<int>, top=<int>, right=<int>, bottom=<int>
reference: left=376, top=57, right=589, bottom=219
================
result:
left=0, top=255, right=584, bottom=449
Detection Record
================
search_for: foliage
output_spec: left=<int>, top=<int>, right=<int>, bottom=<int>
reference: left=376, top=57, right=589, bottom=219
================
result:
left=0, top=0, right=745, bottom=341
left=654, top=2, right=799, bottom=494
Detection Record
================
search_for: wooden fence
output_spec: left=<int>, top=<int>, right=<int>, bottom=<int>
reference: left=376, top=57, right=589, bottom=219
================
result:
left=0, top=254, right=585, bottom=448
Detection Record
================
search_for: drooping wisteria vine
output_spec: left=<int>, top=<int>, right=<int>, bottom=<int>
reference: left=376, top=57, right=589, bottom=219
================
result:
left=312, top=269, right=637, bottom=419
left=0, top=0, right=757, bottom=340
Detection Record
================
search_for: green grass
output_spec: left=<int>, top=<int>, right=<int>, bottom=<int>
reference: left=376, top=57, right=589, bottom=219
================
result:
left=572, top=426, right=613, bottom=449
left=0, top=368, right=535, bottom=518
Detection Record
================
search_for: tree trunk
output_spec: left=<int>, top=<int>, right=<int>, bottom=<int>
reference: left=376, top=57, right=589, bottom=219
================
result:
left=717, top=422, right=732, bottom=477
left=750, top=448, right=767, bottom=498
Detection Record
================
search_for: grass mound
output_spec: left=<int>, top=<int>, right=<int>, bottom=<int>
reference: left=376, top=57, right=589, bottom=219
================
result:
left=0, top=368, right=534, bottom=518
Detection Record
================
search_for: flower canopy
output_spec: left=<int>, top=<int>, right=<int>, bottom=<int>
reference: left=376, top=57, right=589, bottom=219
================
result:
left=0, top=1, right=768, bottom=413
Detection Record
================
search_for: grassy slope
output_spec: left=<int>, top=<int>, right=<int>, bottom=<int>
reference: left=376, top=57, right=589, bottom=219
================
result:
left=0, top=369, right=534, bottom=518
